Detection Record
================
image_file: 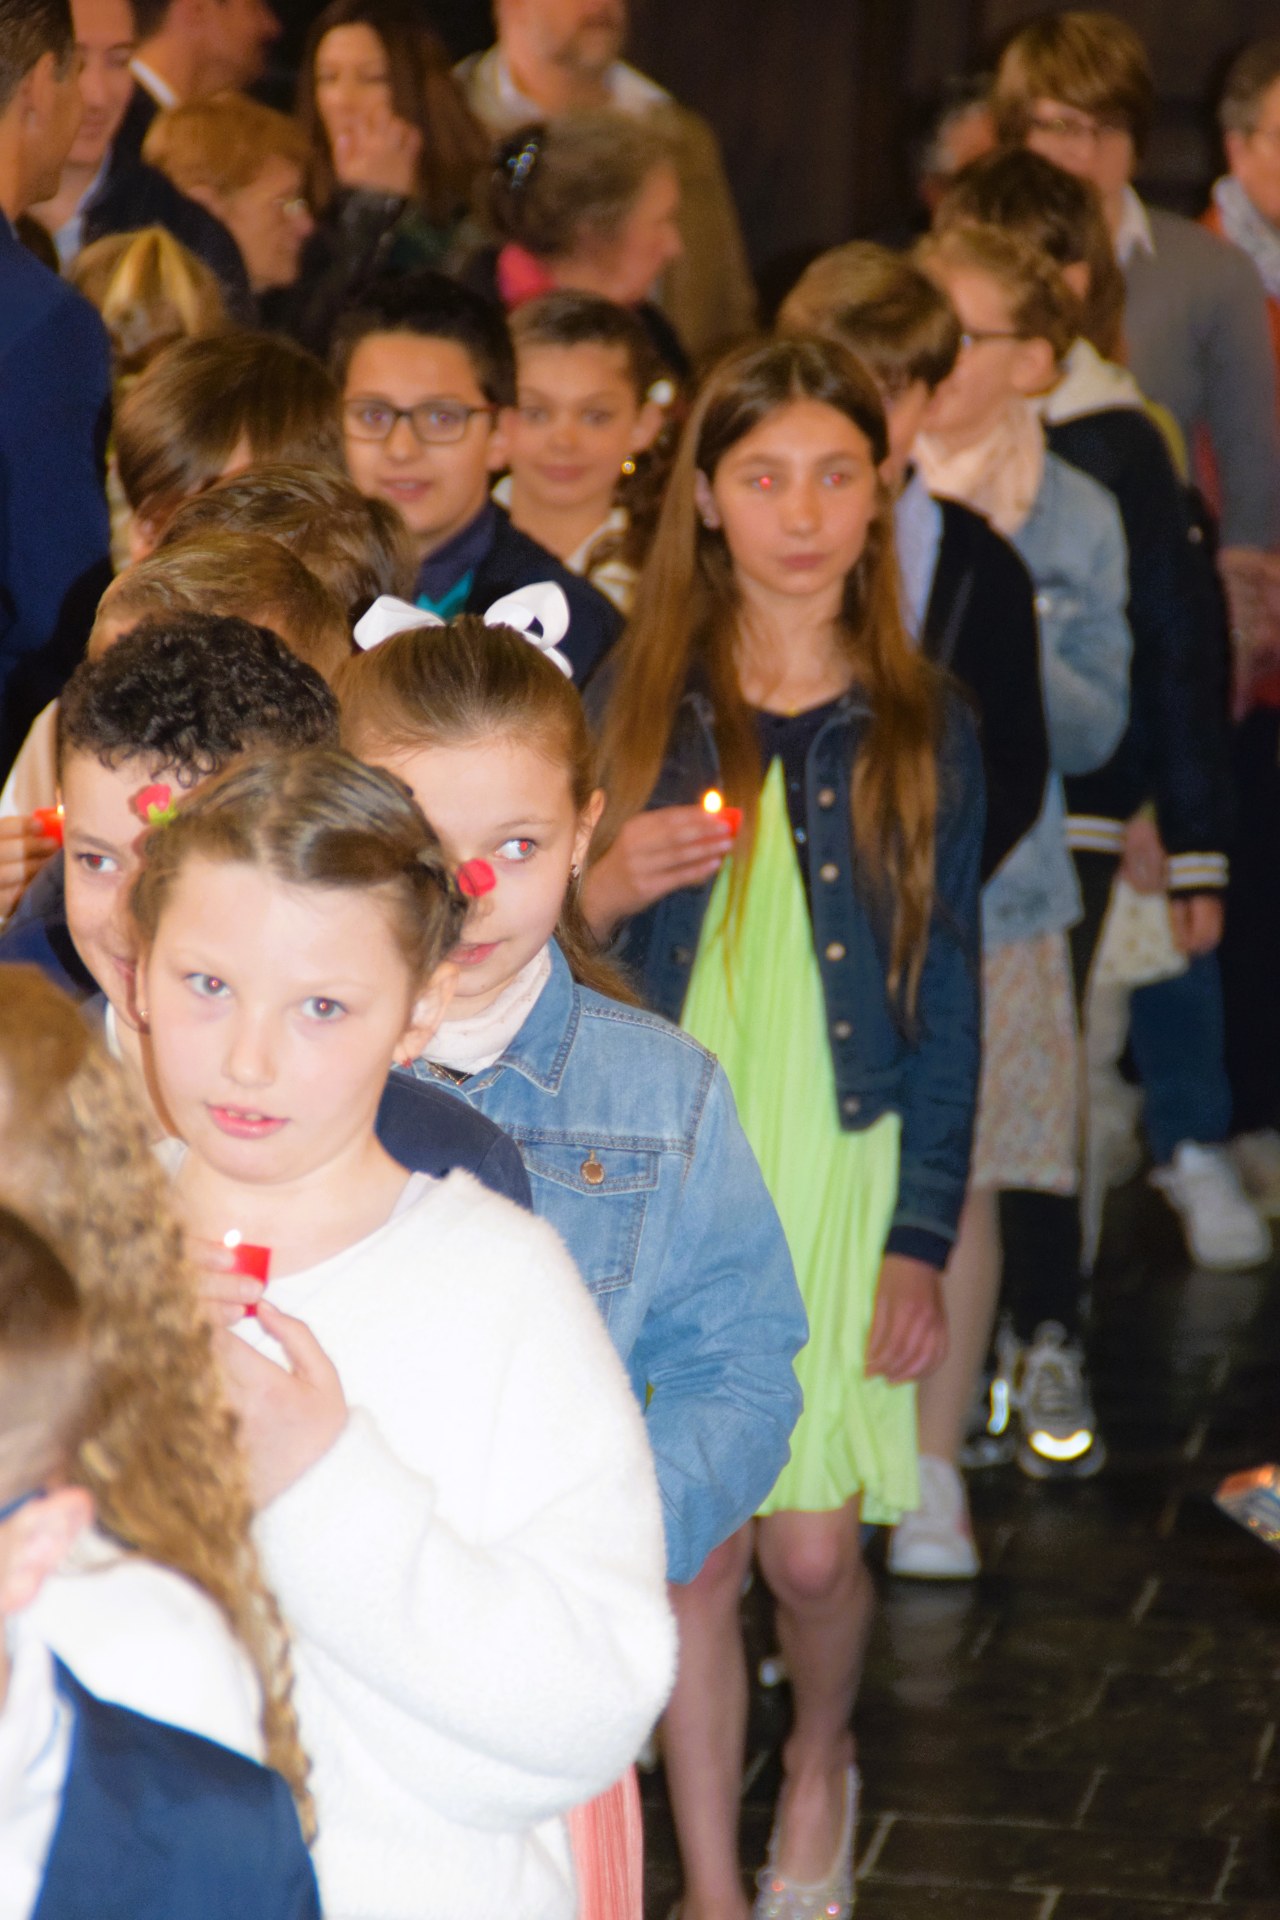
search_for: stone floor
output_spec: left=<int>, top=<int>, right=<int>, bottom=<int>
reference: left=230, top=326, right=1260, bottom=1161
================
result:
left=642, top=1172, right=1280, bottom=1917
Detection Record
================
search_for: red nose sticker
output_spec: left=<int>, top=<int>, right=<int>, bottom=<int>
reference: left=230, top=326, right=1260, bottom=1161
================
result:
left=457, top=859, right=496, bottom=898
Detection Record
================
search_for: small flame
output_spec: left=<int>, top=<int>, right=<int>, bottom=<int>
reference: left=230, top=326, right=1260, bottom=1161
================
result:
left=702, top=789, right=724, bottom=815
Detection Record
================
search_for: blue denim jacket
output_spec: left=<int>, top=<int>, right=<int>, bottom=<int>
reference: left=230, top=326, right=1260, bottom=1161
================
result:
left=402, top=943, right=807, bottom=1583
left=607, top=684, right=984, bottom=1267
left=983, top=450, right=1132, bottom=948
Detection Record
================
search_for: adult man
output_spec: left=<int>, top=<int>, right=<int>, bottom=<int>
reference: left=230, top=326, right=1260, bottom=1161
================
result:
left=1207, top=38, right=1280, bottom=383
left=28, top=0, right=251, bottom=315
left=0, top=0, right=111, bottom=789
left=115, top=0, right=278, bottom=165
left=457, top=0, right=755, bottom=359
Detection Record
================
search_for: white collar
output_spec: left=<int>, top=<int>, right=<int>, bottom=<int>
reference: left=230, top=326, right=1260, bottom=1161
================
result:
left=129, top=56, right=179, bottom=110
left=1114, top=185, right=1155, bottom=267
left=490, top=47, right=668, bottom=120
left=1038, top=335, right=1145, bottom=424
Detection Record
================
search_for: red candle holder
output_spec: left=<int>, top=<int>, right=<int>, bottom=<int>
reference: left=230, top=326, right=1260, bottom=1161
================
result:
left=702, top=789, right=743, bottom=836
left=223, top=1232, right=271, bottom=1314
left=31, top=806, right=64, bottom=847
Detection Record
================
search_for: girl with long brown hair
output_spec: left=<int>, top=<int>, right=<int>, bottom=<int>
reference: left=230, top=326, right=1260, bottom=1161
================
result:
left=0, top=966, right=310, bottom=1822
left=585, top=334, right=984, bottom=1920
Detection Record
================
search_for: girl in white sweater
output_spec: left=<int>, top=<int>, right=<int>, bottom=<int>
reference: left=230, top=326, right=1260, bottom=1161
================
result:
left=130, top=745, right=676, bottom=1920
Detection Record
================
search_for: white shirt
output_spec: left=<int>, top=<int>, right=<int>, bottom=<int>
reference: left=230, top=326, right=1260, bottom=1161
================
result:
left=128, top=56, right=178, bottom=109
left=487, top=46, right=669, bottom=123
left=1114, top=184, right=1156, bottom=267
left=0, top=1629, right=73, bottom=1920
left=51, top=156, right=109, bottom=270
left=25, top=1528, right=263, bottom=1761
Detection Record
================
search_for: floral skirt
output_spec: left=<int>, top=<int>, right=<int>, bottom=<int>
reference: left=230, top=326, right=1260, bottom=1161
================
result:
left=971, top=931, right=1079, bottom=1194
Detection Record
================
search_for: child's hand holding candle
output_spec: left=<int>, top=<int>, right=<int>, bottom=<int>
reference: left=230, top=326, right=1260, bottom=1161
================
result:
left=222, top=1231, right=272, bottom=1317
left=702, top=789, right=743, bottom=837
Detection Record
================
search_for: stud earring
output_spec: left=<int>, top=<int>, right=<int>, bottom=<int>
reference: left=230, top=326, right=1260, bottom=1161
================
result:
left=620, top=456, right=637, bottom=477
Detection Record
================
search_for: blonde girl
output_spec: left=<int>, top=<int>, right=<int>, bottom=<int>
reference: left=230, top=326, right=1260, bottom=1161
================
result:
left=0, top=965, right=308, bottom=1818
left=130, top=747, right=675, bottom=1920
left=586, top=335, right=984, bottom=1920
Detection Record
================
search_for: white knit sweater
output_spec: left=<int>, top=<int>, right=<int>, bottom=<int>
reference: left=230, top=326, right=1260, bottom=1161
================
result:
left=233, top=1170, right=676, bottom=1920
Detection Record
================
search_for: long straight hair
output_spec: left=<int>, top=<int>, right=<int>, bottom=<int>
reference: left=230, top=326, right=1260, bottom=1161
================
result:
left=335, top=616, right=636, bottom=1002
left=298, top=0, right=490, bottom=223
left=596, top=334, right=942, bottom=1014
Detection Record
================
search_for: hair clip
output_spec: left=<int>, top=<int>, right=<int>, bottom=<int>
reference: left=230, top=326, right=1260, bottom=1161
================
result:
left=498, top=127, right=544, bottom=195
left=354, top=584, right=575, bottom=678
left=134, top=782, right=179, bottom=828
left=456, top=858, right=496, bottom=898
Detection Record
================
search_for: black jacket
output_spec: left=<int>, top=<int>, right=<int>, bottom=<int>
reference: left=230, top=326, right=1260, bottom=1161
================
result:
left=459, top=506, right=624, bottom=687
left=1047, top=407, right=1231, bottom=889
left=85, top=143, right=254, bottom=324
left=923, top=498, right=1050, bottom=884
left=112, top=81, right=158, bottom=168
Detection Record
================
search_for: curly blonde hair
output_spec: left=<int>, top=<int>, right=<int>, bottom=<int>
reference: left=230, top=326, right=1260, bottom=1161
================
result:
left=0, top=968, right=312, bottom=1830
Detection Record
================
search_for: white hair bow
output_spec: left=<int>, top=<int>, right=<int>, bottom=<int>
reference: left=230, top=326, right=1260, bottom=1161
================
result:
left=352, top=582, right=574, bottom=678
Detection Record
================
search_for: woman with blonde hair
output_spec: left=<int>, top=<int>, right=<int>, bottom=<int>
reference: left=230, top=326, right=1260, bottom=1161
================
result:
left=0, top=966, right=310, bottom=1827
left=71, top=225, right=229, bottom=378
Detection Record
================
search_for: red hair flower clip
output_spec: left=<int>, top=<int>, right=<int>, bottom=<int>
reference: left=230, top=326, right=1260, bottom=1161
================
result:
left=134, top=783, right=179, bottom=828
left=456, top=858, right=496, bottom=898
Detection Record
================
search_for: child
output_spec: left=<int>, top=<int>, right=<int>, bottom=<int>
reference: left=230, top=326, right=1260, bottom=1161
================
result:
left=0, top=967, right=305, bottom=1797
left=334, top=269, right=624, bottom=681
left=498, top=291, right=672, bottom=614
left=777, top=239, right=1055, bottom=1576
left=0, top=616, right=530, bottom=1207
left=115, top=330, right=344, bottom=558
left=336, top=610, right=806, bottom=1585
left=0, top=1201, right=320, bottom=1920
left=0, top=531, right=352, bottom=828
left=585, top=335, right=983, bottom=1920
left=131, top=745, right=676, bottom=1920
left=934, top=150, right=1260, bottom=1271
left=913, top=222, right=1131, bottom=1486
left=157, top=460, right=417, bottom=626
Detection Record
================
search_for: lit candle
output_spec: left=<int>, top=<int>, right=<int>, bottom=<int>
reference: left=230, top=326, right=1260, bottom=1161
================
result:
left=702, top=789, right=743, bottom=836
left=31, top=806, right=63, bottom=847
left=223, top=1230, right=271, bottom=1313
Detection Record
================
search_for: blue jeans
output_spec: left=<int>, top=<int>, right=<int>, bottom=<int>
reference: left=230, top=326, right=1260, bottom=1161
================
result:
left=1128, top=954, right=1233, bottom=1165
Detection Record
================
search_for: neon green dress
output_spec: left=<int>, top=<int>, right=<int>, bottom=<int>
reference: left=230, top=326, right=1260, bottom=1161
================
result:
left=681, top=758, right=919, bottom=1521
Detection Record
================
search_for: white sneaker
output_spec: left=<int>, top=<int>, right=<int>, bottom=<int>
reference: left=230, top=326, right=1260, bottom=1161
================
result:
left=1150, top=1142, right=1272, bottom=1270
left=888, top=1455, right=979, bottom=1579
left=1016, top=1323, right=1105, bottom=1480
left=1229, top=1129, right=1280, bottom=1218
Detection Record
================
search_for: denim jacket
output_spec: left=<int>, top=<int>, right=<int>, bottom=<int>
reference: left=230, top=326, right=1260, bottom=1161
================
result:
left=983, top=450, right=1132, bottom=948
left=610, top=684, right=984, bottom=1267
left=402, top=943, right=807, bottom=1584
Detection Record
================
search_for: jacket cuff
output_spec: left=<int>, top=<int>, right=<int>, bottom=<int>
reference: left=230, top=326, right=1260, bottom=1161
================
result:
left=885, top=1224, right=951, bottom=1270
left=1166, top=852, right=1228, bottom=893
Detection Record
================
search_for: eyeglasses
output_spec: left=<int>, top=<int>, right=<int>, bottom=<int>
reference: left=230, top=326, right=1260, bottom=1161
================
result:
left=958, top=328, right=1024, bottom=351
left=343, top=397, right=496, bottom=446
left=0, top=1486, right=47, bottom=1527
left=1026, top=110, right=1125, bottom=146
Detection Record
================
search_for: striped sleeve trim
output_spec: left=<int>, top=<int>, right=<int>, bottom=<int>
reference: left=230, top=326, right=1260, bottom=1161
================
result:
left=1065, top=814, right=1126, bottom=855
left=1166, top=852, right=1229, bottom=893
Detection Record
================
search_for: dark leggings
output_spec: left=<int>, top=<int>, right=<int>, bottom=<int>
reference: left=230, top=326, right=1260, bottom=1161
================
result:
left=998, top=852, right=1117, bottom=1344
left=1220, top=707, right=1280, bottom=1135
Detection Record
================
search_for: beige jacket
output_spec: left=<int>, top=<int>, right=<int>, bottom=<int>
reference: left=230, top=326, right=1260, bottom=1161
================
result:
left=458, top=46, right=756, bottom=360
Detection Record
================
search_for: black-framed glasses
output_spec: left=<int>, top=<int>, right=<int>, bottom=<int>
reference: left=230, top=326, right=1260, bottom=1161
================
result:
left=958, top=328, right=1024, bottom=350
left=343, top=397, right=496, bottom=446
left=0, top=1485, right=47, bottom=1526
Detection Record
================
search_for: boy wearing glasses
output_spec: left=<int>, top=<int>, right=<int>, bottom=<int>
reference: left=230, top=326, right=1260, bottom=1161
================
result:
left=993, top=9, right=1280, bottom=560
left=334, top=270, right=623, bottom=685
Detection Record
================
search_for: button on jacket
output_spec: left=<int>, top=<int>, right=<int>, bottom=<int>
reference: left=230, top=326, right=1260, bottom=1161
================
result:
left=403, top=943, right=807, bottom=1584
left=606, top=685, right=984, bottom=1265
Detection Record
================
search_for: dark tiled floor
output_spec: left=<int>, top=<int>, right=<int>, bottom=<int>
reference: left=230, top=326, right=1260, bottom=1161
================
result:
left=642, top=1175, right=1280, bottom=1916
